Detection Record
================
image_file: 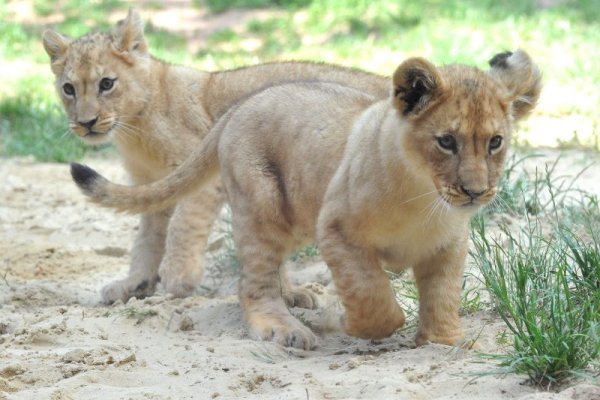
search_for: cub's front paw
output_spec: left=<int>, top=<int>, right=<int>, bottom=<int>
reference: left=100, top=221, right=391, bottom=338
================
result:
left=162, top=276, right=197, bottom=298
left=101, top=276, right=157, bottom=304
left=344, top=303, right=405, bottom=339
left=247, top=311, right=318, bottom=350
left=159, top=262, right=202, bottom=298
left=415, top=330, right=465, bottom=347
left=261, top=323, right=318, bottom=350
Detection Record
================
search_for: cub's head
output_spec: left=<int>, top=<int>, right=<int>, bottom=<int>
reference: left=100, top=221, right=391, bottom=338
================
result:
left=43, top=9, right=151, bottom=145
left=392, top=50, right=542, bottom=210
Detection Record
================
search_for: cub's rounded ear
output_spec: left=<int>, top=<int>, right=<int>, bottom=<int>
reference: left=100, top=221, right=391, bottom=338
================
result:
left=488, top=50, right=542, bottom=122
left=392, top=58, right=446, bottom=118
left=112, top=8, right=148, bottom=55
left=42, top=29, right=71, bottom=62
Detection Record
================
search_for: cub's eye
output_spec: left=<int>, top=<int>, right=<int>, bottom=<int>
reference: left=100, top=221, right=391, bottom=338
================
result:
left=489, top=135, right=503, bottom=153
left=436, top=134, right=457, bottom=153
left=62, top=83, right=75, bottom=96
left=99, top=78, right=116, bottom=92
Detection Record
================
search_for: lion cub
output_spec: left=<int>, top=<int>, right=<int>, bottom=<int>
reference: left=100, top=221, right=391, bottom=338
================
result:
left=72, top=51, right=541, bottom=349
left=43, top=9, right=389, bottom=305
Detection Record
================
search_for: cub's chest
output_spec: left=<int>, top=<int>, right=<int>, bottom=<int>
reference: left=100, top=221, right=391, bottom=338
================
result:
left=116, top=141, right=171, bottom=183
left=374, top=212, right=468, bottom=270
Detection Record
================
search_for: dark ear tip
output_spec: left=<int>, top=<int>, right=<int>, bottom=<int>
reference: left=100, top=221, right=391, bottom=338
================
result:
left=70, top=162, right=100, bottom=189
left=488, top=51, right=513, bottom=68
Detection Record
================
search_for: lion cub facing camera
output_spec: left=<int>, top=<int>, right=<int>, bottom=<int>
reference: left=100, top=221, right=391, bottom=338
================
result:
left=72, top=51, right=541, bottom=349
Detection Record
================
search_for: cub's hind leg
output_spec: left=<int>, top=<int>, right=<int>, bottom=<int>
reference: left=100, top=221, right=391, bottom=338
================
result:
left=101, top=210, right=170, bottom=303
left=158, top=181, right=224, bottom=297
left=233, top=216, right=318, bottom=350
left=220, top=126, right=317, bottom=349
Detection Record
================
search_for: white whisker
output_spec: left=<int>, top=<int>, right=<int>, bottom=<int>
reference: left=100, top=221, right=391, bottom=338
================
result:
left=489, top=193, right=511, bottom=213
left=112, top=121, right=140, bottom=140
left=59, top=127, right=73, bottom=140
left=422, top=199, right=436, bottom=227
left=423, top=196, right=443, bottom=228
left=428, top=199, right=443, bottom=227
left=433, top=196, right=447, bottom=223
left=114, top=119, right=143, bottom=135
left=398, top=189, right=439, bottom=207
left=439, top=194, right=450, bottom=223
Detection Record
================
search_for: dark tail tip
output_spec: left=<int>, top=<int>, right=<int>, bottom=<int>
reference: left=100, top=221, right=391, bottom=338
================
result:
left=488, top=51, right=513, bottom=69
left=70, top=162, right=101, bottom=192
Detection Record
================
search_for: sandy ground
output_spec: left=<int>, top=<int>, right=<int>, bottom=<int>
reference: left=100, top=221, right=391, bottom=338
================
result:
left=1, top=155, right=599, bottom=400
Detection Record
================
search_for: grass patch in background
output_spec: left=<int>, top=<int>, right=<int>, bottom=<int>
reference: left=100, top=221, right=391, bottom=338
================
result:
left=203, top=0, right=311, bottom=14
left=33, top=0, right=123, bottom=33
left=0, top=76, right=88, bottom=162
left=2, top=0, right=600, bottom=161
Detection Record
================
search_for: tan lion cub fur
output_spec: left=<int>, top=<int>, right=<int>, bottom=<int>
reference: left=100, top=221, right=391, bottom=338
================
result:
left=72, top=51, right=541, bottom=349
left=43, top=9, right=390, bottom=304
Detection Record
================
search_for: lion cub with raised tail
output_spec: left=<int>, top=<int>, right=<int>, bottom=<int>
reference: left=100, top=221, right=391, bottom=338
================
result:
left=72, top=51, right=541, bottom=349
left=43, top=9, right=390, bottom=305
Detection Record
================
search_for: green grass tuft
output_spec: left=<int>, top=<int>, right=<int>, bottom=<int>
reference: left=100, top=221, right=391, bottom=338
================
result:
left=118, top=307, right=159, bottom=325
left=470, top=172, right=600, bottom=387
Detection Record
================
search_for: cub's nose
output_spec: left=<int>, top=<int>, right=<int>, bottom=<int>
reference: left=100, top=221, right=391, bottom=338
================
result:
left=78, top=118, right=98, bottom=129
left=460, top=185, right=487, bottom=199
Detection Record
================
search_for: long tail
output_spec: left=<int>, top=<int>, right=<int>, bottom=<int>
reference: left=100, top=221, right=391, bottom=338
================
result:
left=71, top=124, right=221, bottom=214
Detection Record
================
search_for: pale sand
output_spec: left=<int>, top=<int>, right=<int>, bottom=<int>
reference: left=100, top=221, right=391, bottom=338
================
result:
left=1, top=156, right=598, bottom=399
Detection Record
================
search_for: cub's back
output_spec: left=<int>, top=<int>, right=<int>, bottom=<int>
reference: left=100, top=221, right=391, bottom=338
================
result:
left=219, top=81, right=379, bottom=165
left=217, top=81, right=381, bottom=230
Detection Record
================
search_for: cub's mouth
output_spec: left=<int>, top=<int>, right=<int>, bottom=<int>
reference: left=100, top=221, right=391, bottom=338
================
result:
left=437, top=185, right=496, bottom=210
left=79, top=129, right=112, bottom=145
left=84, top=130, right=106, bottom=139
left=459, top=199, right=485, bottom=209
left=442, top=196, right=482, bottom=210
left=72, top=123, right=116, bottom=145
